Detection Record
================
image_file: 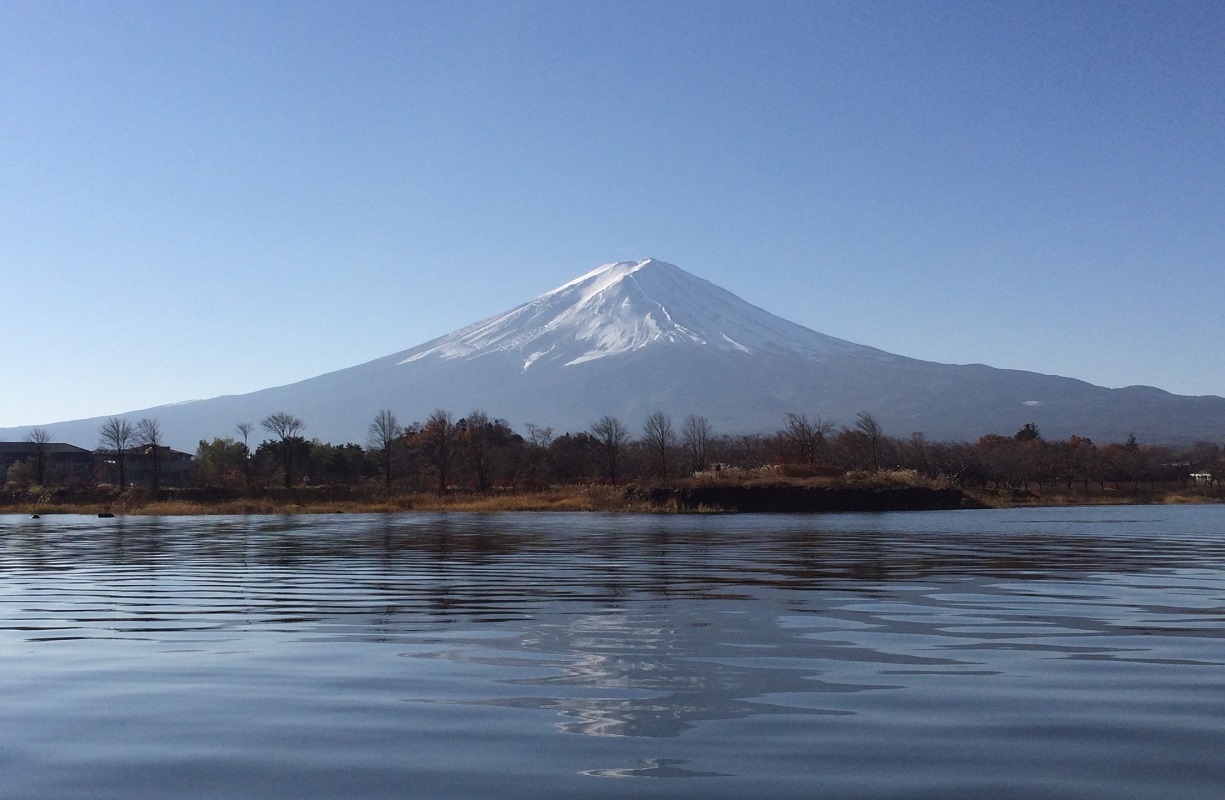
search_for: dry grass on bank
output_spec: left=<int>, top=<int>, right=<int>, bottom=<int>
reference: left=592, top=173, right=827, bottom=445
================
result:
left=3, top=474, right=1219, bottom=517
left=965, top=486, right=1225, bottom=509
left=1, top=484, right=647, bottom=516
left=365, top=485, right=641, bottom=513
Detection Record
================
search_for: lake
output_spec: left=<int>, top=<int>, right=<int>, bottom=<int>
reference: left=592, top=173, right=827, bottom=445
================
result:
left=1, top=506, right=1223, bottom=799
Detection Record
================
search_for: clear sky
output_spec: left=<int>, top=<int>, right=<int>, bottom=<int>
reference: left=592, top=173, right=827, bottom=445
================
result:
left=3, top=0, right=1223, bottom=429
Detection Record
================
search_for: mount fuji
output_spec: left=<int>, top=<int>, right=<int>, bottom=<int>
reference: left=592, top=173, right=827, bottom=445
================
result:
left=6, top=258, right=1225, bottom=450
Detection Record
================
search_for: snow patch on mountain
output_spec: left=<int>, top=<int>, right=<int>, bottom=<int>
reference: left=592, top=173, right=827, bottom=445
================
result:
left=399, top=258, right=888, bottom=369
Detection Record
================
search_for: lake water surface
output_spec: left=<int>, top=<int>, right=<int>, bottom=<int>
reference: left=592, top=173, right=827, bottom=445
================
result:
left=2, top=506, right=1223, bottom=799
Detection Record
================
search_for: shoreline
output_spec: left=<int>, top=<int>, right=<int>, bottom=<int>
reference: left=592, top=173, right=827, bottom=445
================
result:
left=3, top=482, right=1221, bottom=517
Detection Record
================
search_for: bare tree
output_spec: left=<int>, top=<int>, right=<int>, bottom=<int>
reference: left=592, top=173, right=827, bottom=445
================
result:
left=367, top=409, right=403, bottom=491
left=135, top=417, right=164, bottom=492
left=855, top=411, right=884, bottom=473
left=261, top=412, right=305, bottom=440
left=899, top=432, right=930, bottom=475
left=24, top=427, right=51, bottom=486
left=682, top=415, right=713, bottom=474
left=98, top=416, right=134, bottom=490
left=725, top=432, right=770, bottom=469
left=782, top=412, right=833, bottom=465
left=460, top=410, right=496, bottom=492
left=590, top=415, right=631, bottom=482
left=261, top=412, right=306, bottom=488
left=524, top=423, right=555, bottom=487
left=641, top=411, right=675, bottom=478
left=236, top=422, right=254, bottom=489
left=419, top=409, right=456, bottom=494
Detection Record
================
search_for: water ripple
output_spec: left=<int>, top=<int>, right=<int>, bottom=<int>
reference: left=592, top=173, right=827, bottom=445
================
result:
left=1, top=506, right=1224, bottom=798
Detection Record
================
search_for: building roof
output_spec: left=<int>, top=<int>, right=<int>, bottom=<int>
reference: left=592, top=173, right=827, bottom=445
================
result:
left=0, top=441, right=93, bottom=457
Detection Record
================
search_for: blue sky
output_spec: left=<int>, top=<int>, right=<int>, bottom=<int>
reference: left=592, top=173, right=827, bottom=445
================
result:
left=3, top=0, right=1223, bottom=430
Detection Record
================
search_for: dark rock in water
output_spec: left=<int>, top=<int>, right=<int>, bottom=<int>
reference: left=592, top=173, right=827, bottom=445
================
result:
left=30, top=514, right=40, bottom=519
left=98, top=512, right=115, bottom=518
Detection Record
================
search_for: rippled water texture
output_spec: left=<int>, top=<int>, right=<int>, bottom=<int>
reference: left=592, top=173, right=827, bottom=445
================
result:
left=2, top=506, right=1223, bottom=799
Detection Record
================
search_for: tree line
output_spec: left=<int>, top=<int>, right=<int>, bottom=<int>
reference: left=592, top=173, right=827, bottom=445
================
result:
left=189, top=410, right=1219, bottom=494
left=5, top=410, right=1221, bottom=494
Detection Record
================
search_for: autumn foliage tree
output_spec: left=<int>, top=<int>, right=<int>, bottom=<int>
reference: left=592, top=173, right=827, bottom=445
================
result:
left=195, top=438, right=249, bottom=486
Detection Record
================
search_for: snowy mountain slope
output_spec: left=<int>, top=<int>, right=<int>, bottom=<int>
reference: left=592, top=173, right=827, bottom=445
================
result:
left=397, top=259, right=892, bottom=369
left=4, top=258, right=1225, bottom=450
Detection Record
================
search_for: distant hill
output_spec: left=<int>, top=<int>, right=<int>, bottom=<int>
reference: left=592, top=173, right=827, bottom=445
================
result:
left=4, top=258, right=1224, bottom=450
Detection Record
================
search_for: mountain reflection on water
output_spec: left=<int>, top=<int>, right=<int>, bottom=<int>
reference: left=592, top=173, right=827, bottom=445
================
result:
left=1, top=507, right=1223, bottom=799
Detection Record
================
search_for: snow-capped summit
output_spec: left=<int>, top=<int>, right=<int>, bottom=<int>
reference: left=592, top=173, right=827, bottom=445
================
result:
left=400, top=258, right=884, bottom=370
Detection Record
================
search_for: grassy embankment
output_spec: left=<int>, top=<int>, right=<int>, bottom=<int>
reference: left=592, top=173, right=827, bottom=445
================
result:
left=2, top=468, right=1219, bottom=516
left=1, top=484, right=646, bottom=516
left=966, top=485, right=1224, bottom=508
